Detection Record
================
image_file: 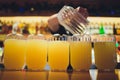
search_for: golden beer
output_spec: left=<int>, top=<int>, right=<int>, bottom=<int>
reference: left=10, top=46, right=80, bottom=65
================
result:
left=70, top=35, right=92, bottom=71
left=48, top=40, right=69, bottom=71
left=94, top=35, right=117, bottom=70
left=4, top=39, right=26, bottom=70
left=26, top=38, right=47, bottom=70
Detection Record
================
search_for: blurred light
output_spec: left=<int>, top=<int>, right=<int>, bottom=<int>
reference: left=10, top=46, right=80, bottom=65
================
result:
left=30, top=7, right=34, bottom=11
left=110, top=10, right=115, bottom=15
left=19, top=7, right=25, bottom=13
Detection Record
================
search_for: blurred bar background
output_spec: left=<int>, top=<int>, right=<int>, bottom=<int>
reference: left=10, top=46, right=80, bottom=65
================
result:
left=0, top=0, right=120, bottom=70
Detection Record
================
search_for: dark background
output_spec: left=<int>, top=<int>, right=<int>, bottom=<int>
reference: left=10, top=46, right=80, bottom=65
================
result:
left=0, top=0, right=120, bottom=16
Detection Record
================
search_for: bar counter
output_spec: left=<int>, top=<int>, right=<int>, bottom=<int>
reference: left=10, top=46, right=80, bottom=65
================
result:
left=0, top=69, right=120, bottom=80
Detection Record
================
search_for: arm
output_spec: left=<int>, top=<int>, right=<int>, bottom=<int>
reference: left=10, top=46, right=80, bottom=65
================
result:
left=47, top=6, right=89, bottom=35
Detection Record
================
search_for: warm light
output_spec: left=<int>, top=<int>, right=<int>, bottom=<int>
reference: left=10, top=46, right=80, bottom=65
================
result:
left=30, top=7, right=34, bottom=11
left=88, top=17, right=120, bottom=24
left=0, top=16, right=49, bottom=26
left=0, top=16, right=120, bottom=27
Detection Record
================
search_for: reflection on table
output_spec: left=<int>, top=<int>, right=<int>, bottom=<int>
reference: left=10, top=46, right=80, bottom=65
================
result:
left=0, top=69, right=120, bottom=80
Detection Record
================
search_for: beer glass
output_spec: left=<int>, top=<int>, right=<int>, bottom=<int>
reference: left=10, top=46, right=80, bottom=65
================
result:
left=48, top=34, right=69, bottom=71
left=26, top=34, right=47, bottom=71
left=93, top=35, right=117, bottom=71
left=57, top=5, right=89, bottom=35
left=4, top=34, right=26, bottom=70
left=70, top=34, right=92, bottom=71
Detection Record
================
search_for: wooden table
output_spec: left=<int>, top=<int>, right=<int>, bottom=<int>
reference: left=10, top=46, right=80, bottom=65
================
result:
left=0, top=69, right=119, bottom=80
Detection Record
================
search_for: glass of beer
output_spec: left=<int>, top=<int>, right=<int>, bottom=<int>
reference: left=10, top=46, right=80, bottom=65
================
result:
left=70, top=34, right=92, bottom=71
left=26, top=34, right=47, bottom=71
left=93, top=35, right=117, bottom=71
left=48, top=34, right=69, bottom=71
left=57, top=5, right=89, bottom=34
left=4, top=35, right=26, bottom=70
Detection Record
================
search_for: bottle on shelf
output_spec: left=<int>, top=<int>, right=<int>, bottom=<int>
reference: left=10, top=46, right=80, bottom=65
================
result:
left=94, top=23, right=100, bottom=35
left=99, top=23, right=105, bottom=35
left=116, top=23, right=120, bottom=35
left=113, top=23, right=117, bottom=35
left=89, top=22, right=99, bottom=35
left=104, top=22, right=113, bottom=35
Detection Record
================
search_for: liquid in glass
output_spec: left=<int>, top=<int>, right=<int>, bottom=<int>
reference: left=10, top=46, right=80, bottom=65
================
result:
left=94, top=35, right=117, bottom=71
left=26, top=39, right=47, bottom=70
left=4, top=39, right=26, bottom=70
left=70, top=35, right=92, bottom=71
left=48, top=40, right=69, bottom=71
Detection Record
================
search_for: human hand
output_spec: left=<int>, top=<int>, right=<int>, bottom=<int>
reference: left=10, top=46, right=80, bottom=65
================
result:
left=48, top=14, right=59, bottom=32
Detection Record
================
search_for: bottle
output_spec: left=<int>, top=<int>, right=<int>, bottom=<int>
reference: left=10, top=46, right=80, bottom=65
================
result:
left=89, top=22, right=93, bottom=35
left=113, top=23, right=117, bottom=35
left=99, top=23, right=105, bottom=35
left=0, top=20, right=2, bottom=32
left=109, top=23, right=114, bottom=35
left=94, top=23, right=99, bottom=35
left=12, top=22, right=19, bottom=34
left=105, top=23, right=113, bottom=35
left=116, top=23, right=120, bottom=35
